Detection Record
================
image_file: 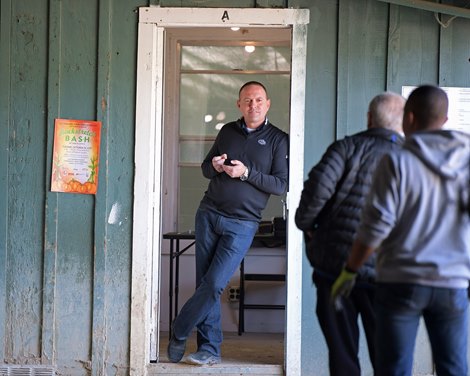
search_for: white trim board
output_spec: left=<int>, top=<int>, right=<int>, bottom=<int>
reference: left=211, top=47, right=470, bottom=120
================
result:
left=131, top=7, right=309, bottom=376
left=139, top=7, right=310, bottom=26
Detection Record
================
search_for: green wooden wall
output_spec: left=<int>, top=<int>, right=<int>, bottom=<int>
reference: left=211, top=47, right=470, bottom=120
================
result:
left=1, top=0, right=469, bottom=375
left=298, top=1, right=470, bottom=374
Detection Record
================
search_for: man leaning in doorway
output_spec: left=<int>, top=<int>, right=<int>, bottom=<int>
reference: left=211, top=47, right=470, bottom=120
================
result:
left=167, top=81, right=289, bottom=365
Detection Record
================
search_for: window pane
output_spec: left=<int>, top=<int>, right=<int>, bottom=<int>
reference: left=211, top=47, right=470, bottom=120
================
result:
left=179, top=73, right=290, bottom=139
left=181, top=46, right=291, bottom=71
left=179, top=139, right=214, bottom=165
left=179, top=166, right=207, bottom=231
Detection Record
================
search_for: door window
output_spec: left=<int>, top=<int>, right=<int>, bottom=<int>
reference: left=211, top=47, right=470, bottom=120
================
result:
left=166, top=29, right=292, bottom=231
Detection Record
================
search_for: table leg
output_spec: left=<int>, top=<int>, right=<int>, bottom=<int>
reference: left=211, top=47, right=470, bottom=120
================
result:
left=239, top=258, right=245, bottom=335
left=169, top=239, right=174, bottom=338
left=175, top=239, right=180, bottom=322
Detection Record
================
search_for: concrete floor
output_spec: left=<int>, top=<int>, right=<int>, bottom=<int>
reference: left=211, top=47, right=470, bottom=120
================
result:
left=149, top=331, right=284, bottom=375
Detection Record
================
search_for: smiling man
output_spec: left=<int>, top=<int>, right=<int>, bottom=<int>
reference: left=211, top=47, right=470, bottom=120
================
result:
left=167, top=81, right=289, bottom=366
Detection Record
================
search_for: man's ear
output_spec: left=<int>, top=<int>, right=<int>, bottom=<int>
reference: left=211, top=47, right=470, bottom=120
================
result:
left=403, top=111, right=415, bottom=135
left=366, top=111, right=372, bottom=129
left=405, top=111, right=414, bottom=124
left=440, top=115, right=448, bottom=127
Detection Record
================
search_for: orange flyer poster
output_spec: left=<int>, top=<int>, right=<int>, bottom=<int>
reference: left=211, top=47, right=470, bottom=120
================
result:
left=51, top=118, right=101, bottom=194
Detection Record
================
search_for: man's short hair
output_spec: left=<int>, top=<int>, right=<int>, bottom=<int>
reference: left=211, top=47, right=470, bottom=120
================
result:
left=369, top=92, right=405, bottom=132
left=239, top=81, right=268, bottom=98
left=405, top=85, right=448, bottom=130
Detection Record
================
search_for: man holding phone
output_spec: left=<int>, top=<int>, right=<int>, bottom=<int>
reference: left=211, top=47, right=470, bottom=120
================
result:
left=167, top=81, right=289, bottom=365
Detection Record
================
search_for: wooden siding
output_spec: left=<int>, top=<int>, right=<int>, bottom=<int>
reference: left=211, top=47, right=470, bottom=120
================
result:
left=1, top=0, right=470, bottom=375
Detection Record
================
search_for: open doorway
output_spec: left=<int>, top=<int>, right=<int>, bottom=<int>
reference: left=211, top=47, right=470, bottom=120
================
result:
left=158, top=25, right=290, bottom=370
left=131, top=8, right=309, bottom=376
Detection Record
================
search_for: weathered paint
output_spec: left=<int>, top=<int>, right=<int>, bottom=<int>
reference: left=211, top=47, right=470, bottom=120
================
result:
left=1, top=0, right=470, bottom=375
left=131, top=20, right=162, bottom=376
left=337, top=0, right=389, bottom=139
left=5, top=0, right=48, bottom=364
left=0, top=0, right=12, bottom=365
left=285, top=20, right=308, bottom=376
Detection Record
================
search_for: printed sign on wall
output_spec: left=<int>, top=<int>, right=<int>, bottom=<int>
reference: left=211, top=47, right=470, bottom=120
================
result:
left=51, top=118, right=101, bottom=194
left=402, top=86, right=470, bottom=133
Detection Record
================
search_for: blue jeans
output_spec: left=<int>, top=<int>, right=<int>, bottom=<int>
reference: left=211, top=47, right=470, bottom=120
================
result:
left=314, top=271, right=376, bottom=376
left=375, top=283, right=468, bottom=376
left=172, top=207, right=258, bottom=356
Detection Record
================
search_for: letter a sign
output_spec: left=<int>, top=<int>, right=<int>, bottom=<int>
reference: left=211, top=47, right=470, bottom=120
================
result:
left=221, top=10, right=229, bottom=22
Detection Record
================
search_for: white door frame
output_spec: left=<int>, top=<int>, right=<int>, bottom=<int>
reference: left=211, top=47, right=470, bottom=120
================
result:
left=131, top=7, right=309, bottom=376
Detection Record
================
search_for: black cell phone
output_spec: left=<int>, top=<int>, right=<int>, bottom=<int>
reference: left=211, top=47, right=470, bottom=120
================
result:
left=223, top=159, right=234, bottom=166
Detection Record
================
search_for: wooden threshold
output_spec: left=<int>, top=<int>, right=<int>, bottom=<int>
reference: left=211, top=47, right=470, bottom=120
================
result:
left=149, top=332, right=284, bottom=376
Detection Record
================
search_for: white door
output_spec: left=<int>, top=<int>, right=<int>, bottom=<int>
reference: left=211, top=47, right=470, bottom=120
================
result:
left=131, top=8, right=309, bottom=376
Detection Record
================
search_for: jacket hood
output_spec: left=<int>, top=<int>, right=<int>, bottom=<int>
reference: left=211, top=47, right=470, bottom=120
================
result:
left=404, top=130, right=470, bottom=180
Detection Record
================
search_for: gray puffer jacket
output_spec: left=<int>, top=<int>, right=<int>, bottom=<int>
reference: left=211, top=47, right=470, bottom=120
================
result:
left=295, top=127, right=403, bottom=281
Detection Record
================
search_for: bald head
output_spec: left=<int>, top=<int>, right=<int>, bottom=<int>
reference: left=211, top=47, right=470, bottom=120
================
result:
left=403, top=85, right=448, bottom=136
left=368, top=92, right=406, bottom=133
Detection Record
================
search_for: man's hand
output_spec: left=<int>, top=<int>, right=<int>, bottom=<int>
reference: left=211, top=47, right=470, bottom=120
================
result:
left=222, top=159, right=246, bottom=178
left=331, top=267, right=357, bottom=310
left=212, top=154, right=228, bottom=173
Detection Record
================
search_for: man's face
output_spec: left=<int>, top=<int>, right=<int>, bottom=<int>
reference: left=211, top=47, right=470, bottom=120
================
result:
left=237, top=84, right=271, bottom=128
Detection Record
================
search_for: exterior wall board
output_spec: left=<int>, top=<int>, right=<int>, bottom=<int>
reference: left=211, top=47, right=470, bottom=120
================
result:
left=387, top=4, right=440, bottom=90
left=0, top=0, right=11, bottom=363
left=94, top=0, right=142, bottom=373
left=291, top=1, right=340, bottom=374
left=1, top=0, right=470, bottom=375
left=160, top=0, right=256, bottom=7
left=52, top=0, right=98, bottom=371
left=337, top=0, right=389, bottom=139
left=42, top=0, right=61, bottom=366
left=5, top=0, right=48, bottom=363
left=439, top=15, right=470, bottom=86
